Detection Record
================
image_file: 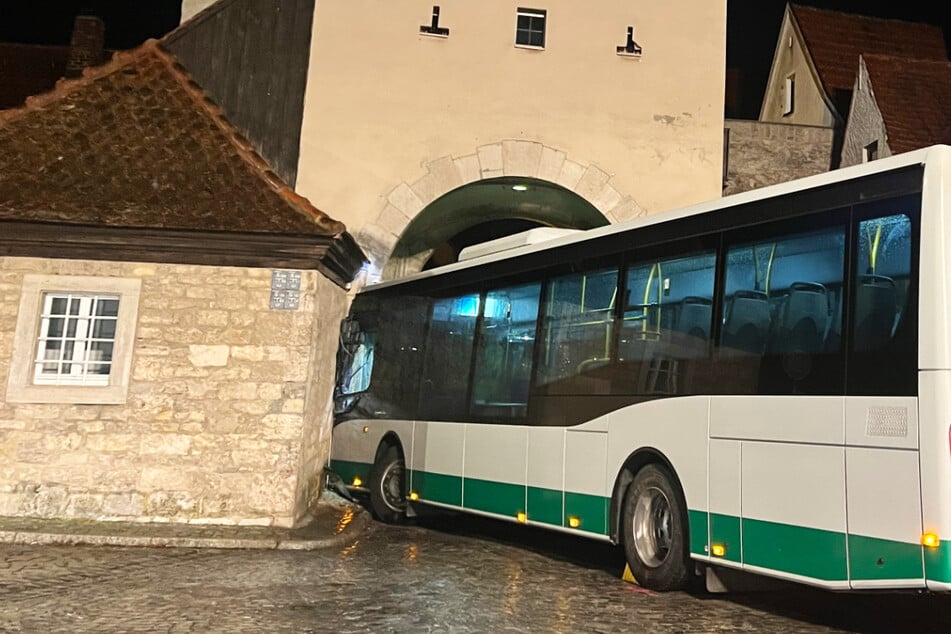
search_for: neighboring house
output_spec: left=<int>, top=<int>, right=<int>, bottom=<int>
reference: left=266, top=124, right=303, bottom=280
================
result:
left=760, top=4, right=946, bottom=128
left=174, top=0, right=728, bottom=283
left=759, top=3, right=946, bottom=171
left=0, top=39, right=364, bottom=525
left=841, top=54, right=951, bottom=167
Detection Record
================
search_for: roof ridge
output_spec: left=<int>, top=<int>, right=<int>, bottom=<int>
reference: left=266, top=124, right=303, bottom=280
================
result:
left=791, top=3, right=945, bottom=31
left=148, top=40, right=344, bottom=236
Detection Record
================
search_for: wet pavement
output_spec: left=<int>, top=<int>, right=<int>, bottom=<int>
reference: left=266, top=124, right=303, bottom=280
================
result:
left=1, top=498, right=951, bottom=633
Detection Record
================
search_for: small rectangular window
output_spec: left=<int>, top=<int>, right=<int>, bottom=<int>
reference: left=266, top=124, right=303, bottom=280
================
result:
left=864, top=141, right=879, bottom=163
left=783, top=74, right=795, bottom=116
left=516, top=8, right=546, bottom=48
left=34, top=293, right=119, bottom=386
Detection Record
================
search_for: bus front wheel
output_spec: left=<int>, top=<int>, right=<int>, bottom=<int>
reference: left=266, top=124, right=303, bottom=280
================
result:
left=369, top=444, right=407, bottom=524
left=622, top=463, right=691, bottom=591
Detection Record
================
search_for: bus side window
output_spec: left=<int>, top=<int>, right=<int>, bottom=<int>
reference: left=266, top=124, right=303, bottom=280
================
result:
left=418, top=294, right=480, bottom=421
left=536, top=268, right=618, bottom=394
left=853, top=214, right=911, bottom=352
left=470, top=282, right=542, bottom=419
left=619, top=250, right=716, bottom=395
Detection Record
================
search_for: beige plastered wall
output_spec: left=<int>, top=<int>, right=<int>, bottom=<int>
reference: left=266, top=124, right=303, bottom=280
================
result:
left=759, top=12, right=836, bottom=127
left=296, top=0, right=726, bottom=266
left=0, top=256, right=347, bottom=527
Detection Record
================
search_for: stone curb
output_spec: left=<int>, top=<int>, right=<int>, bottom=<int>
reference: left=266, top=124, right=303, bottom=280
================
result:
left=0, top=505, right=370, bottom=551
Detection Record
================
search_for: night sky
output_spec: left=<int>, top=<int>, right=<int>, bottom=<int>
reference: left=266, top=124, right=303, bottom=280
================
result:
left=0, top=0, right=948, bottom=116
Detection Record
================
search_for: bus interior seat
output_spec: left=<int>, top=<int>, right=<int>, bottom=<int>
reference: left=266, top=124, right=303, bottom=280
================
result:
left=721, top=290, right=770, bottom=354
left=854, top=274, right=897, bottom=351
left=775, top=281, right=829, bottom=353
left=677, top=296, right=713, bottom=341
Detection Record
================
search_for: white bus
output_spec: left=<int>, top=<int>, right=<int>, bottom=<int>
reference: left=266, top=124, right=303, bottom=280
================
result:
left=329, top=145, right=951, bottom=592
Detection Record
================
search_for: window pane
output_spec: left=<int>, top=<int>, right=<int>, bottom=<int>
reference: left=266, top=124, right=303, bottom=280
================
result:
left=853, top=214, right=911, bottom=352
left=50, top=297, right=68, bottom=314
left=471, top=283, right=542, bottom=418
left=418, top=294, right=480, bottom=420
left=619, top=251, right=716, bottom=395
left=96, top=299, right=119, bottom=317
left=537, top=268, right=618, bottom=393
left=91, top=318, right=117, bottom=339
left=47, top=317, right=64, bottom=338
left=88, top=341, right=114, bottom=374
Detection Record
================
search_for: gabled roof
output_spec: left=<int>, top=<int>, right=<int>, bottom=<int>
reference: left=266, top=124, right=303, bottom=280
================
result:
left=862, top=54, right=951, bottom=154
left=790, top=4, right=947, bottom=98
left=0, top=39, right=363, bottom=286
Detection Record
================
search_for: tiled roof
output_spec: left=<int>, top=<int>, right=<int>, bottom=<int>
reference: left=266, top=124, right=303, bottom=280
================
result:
left=0, top=38, right=344, bottom=237
left=791, top=4, right=947, bottom=97
left=862, top=54, right=951, bottom=154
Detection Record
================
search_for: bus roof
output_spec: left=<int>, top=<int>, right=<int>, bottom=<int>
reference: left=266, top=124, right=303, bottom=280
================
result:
left=361, top=144, right=948, bottom=293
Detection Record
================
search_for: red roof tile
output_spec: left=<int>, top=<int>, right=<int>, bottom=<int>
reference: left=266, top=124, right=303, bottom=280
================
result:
left=791, top=4, right=947, bottom=98
left=0, top=39, right=344, bottom=237
left=861, top=54, right=951, bottom=154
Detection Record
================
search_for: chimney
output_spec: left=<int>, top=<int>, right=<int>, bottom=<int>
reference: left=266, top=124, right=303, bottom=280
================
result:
left=65, top=15, right=105, bottom=78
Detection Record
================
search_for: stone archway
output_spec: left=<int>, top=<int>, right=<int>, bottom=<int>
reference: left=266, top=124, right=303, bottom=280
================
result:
left=355, top=140, right=644, bottom=283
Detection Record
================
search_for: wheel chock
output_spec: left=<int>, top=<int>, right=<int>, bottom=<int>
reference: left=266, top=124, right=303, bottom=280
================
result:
left=621, top=563, right=638, bottom=584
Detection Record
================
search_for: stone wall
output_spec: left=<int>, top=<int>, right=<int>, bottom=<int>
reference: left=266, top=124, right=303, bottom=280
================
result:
left=0, top=257, right=348, bottom=527
left=723, top=119, right=835, bottom=196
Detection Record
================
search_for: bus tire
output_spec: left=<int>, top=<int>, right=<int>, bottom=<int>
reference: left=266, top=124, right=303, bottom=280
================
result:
left=621, top=463, right=691, bottom=591
left=369, top=444, right=407, bottom=524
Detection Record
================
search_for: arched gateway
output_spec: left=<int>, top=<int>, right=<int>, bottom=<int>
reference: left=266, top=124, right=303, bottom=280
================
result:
left=355, top=141, right=645, bottom=283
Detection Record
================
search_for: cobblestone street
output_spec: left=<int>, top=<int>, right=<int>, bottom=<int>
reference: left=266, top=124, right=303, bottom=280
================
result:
left=2, top=511, right=951, bottom=633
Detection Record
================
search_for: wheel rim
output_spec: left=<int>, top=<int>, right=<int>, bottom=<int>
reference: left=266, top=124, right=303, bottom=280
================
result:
left=632, top=485, right=672, bottom=568
left=379, top=460, right=406, bottom=512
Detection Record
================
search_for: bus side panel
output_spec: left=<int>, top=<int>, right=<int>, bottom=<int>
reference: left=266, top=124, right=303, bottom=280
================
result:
left=409, top=422, right=464, bottom=506
left=711, top=396, right=848, bottom=587
left=920, top=371, right=951, bottom=589
left=564, top=428, right=609, bottom=535
left=526, top=427, right=566, bottom=528
left=604, top=397, right=710, bottom=551
left=329, top=419, right=414, bottom=486
left=464, top=425, right=527, bottom=519
left=844, top=396, right=922, bottom=588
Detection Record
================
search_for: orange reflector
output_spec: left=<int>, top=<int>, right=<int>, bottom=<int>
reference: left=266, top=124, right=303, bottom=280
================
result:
left=352, top=477, right=363, bottom=487
left=362, top=426, right=369, bottom=433
left=711, top=544, right=727, bottom=557
left=568, top=516, right=581, bottom=528
left=516, top=512, right=528, bottom=523
left=409, top=492, right=419, bottom=501
left=922, top=533, right=940, bottom=548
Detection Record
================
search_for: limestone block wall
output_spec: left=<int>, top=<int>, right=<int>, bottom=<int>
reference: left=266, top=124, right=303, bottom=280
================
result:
left=723, top=119, right=835, bottom=196
left=0, top=256, right=348, bottom=527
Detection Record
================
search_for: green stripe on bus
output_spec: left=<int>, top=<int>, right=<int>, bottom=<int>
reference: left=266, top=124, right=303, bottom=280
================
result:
left=329, top=459, right=371, bottom=486
left=848, top=533, right=923, bottom=581
left=527, top=486, right=563, bottom=526
left=743, top=517, right=848, bottom=581
left=924, top=540, right=951, bottom=583
left=464, top=478, right=524, bottom=517
left=710, top=512, right=741, bottom=563
left=564, top=492, right=608, bottom=535
left=412, top=470, right=462, bottom=506
left=688, top=510, right=709, bottom=557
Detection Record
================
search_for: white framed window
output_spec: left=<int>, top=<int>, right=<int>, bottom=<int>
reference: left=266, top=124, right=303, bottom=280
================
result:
left=515, top=8, right=546, bottom=49
left=783, top=74, right=795, bottom=116
left=6, top=275, right=141, bottom=404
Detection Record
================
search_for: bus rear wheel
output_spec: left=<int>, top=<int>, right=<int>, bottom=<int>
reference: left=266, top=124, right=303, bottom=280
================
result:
left=622, top=463, right=691, bottom=591
left=369, top=444, right=407, bottom=524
